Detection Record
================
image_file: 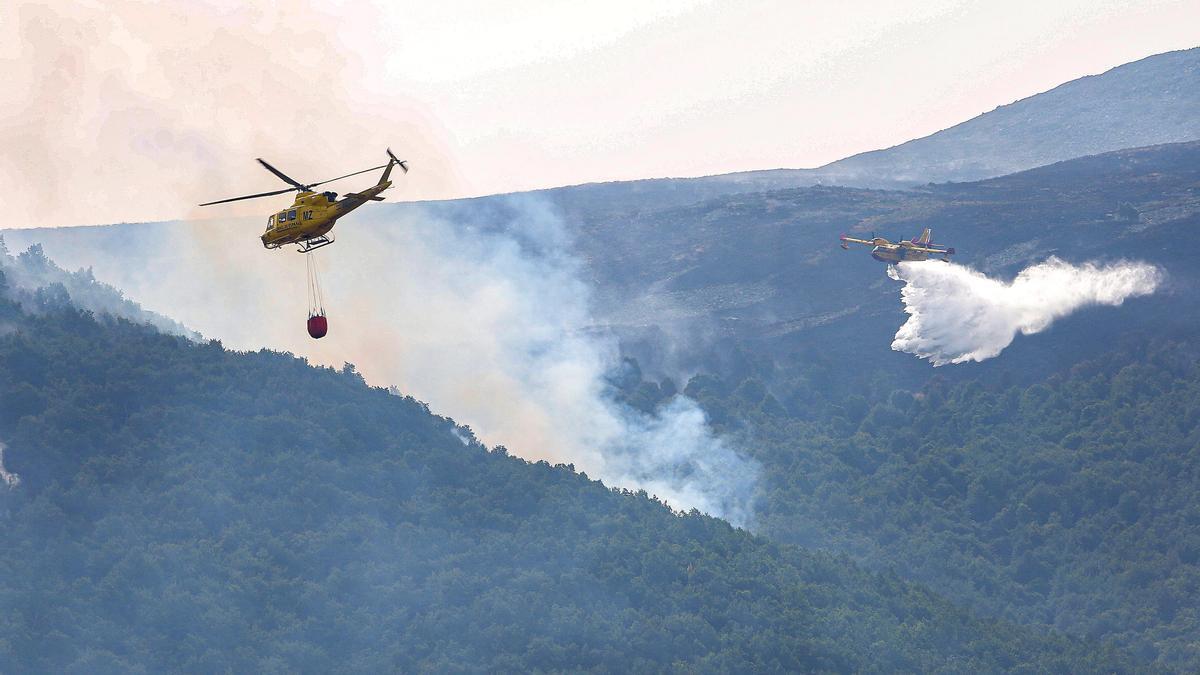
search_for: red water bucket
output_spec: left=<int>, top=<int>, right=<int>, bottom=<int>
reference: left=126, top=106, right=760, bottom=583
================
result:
left=307, top=314, right=328, bottom=339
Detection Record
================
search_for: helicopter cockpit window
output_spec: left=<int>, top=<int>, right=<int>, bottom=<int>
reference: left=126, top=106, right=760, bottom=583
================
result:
left=267, top=215, right=275, bottom=229
left=288, top=210, right=297, bottom=221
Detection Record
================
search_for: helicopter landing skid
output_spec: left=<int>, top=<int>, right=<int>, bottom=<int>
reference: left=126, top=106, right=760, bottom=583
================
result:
left=297, top=235, right=334, bottom=253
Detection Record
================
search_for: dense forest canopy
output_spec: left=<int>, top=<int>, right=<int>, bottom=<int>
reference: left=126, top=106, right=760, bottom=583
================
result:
left=0, top=264, right=1136, bottom=672
left=653, top=335, right=1200, bottom=669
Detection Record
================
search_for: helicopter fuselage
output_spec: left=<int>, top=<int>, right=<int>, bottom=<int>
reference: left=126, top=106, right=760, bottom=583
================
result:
left=260, top=179, right=392, bottom=250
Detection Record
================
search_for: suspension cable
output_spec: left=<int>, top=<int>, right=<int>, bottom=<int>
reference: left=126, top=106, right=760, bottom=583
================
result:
left=306, top=250, right=325, bottom=317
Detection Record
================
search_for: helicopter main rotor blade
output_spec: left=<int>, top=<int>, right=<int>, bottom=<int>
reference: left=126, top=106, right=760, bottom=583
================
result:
left=198, top=187, right=297, bottom=207
left=203, top=156, right=400, bottom=206
left=257, top=158, right=309, bottom=190
left=307, top=163, right=391, bottom=188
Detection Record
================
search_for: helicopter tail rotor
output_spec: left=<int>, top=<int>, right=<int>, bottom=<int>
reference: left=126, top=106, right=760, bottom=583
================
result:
left=386, top=147, right=409, bottom=173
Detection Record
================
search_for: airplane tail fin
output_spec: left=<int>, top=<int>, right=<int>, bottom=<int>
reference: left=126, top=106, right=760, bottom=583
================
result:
left=917, top=228, right=932, bottom=245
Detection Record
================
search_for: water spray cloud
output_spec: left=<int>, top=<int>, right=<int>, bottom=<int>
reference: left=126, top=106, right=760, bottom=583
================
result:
left=889, top=257, right=1162, bottom=365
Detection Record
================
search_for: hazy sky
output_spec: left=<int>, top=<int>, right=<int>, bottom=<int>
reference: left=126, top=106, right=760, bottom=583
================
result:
left=2, top=0, right=1197, bottom=227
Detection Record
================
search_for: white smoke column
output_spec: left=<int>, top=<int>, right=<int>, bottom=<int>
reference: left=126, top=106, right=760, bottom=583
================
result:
left=889, top=257, right=1162, bottom=365
left=2, top=194, right=761, bottom=522
left=5, top=198, right=761, bottom=524
left=609, top=397, right=758, bottom=524
left=0, top=443, right=18, bottom=488
left=341, top=198, right=760, bottom=525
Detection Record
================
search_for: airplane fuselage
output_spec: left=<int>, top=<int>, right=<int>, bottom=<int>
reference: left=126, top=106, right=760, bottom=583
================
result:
left=870, top=246, right=939, bottom=263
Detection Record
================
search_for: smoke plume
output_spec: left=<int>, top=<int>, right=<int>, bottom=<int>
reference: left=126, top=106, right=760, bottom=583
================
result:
left=5, top=199, right=759, bottom=525
left=889, top=257, right=1162, bottom=365
left=0, top=443, right=18, bottom=489
left=342, top=199, right=760, bottom=524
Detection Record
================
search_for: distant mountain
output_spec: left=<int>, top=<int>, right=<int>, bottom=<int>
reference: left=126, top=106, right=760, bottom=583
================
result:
left=512, top=46, right=1200, bottom=204
left=569, top=140, right=1200, bottom=367
left=0, top=278, right=1129, bottom=672
left=809, top=47, right=1200, bottom=187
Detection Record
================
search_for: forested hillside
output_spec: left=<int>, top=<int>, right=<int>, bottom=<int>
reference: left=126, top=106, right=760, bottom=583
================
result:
left=570, top=140, right=1199, bottom=334
left=0, top=270, right=1135, bottom=673
left=651, top=336, right=1200, bottom=669
left=558, top=140, right=1200, bottom=669
left=560, top=140, right=1200, bottom=392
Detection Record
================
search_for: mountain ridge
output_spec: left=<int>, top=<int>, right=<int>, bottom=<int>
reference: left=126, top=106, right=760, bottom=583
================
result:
left=809, top=46, right=1200, bottom=186
left=487, top=46, right=1200, bottom=204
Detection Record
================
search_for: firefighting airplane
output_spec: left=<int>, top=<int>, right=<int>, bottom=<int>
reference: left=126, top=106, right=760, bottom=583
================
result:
left=839, top=228, right=955, bottom=263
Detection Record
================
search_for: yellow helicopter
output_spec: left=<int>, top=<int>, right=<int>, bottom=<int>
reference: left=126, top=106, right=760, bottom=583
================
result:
left=200, top=149, right=408, bottom=253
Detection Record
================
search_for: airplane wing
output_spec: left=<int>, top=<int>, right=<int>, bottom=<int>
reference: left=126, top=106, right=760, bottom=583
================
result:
left=910, top=245, right=956, bottom=255
left=839, top=234, right=876, bottom=248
